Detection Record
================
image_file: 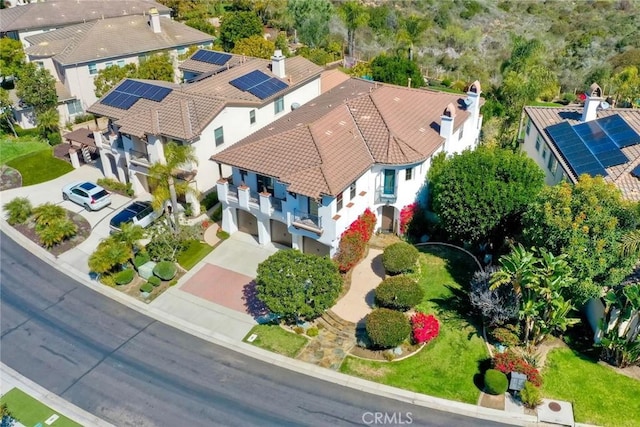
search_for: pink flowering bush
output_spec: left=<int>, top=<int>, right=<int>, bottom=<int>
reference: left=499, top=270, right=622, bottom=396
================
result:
left=399, top=202, right=418, bottom=235
left=411, top=312, right=440, bottom=344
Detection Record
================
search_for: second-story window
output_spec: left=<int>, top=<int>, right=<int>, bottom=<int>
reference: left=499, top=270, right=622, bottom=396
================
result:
left=336, top=192, right=343, bottom=211
left=105, top=62, right=113, bottom=68
left=88, top=63, right=97, bottom=75
left=239, top=169, right=248, bottom=184
left=250, top=109, right=256, bottom=125
left=526, top=119, right=532, bottom=135
left=350, top=182, right=356, bottom=199
left=405, top=167, right=413, bottom=180
left=535, top=135, right=541, bottom=151
left=214, top=126, right=224, bottom=146
left=542, top=143, right=548, bottom=160
left=257, top=174, right=274, bottom=193
left=117, top=60, right=125, bottom=67
left=274, top=96, right=284, bottom=114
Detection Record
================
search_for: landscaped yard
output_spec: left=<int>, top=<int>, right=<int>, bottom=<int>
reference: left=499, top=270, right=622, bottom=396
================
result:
left=340, top=245, right=488, bottom=404
left=0, top=136, right=50, bottom=165
left=542, top=348, right=640, bottom=427
left=244, top=324, right=309, bottom=358
left=0, top=387, right=81, bottom=427
left=177, top=240, right=214, bottom=270
left=5, top=149, right=73, bottom=186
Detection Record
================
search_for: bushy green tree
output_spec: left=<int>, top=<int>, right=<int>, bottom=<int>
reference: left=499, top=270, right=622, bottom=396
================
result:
left=0, top=38, right=25, bottom=79
left=428, top=146, right=544, bottom=244
left=88, top=238, right=131, bottom=274
left=288, top=0, right=333, bottom=48
left=0, top=88, right=16, bottom=136
left=219, top=11, right=263, bottom=51
left=94, top=63, right=137, bottom=98
left=365, top=308, right=411, bottom=349
left=137, top=54, right=174, bottom=82
left=231, top=35, right=276, bottom=59
left=522, top=175, right=640, bottom=304
left=15, top=63, right=57, bottom=114
left=337, top=0, right=368, bottom=57
left=370, top=55, right=425, bottom=88
left=256, top=249, right=342, bottom=322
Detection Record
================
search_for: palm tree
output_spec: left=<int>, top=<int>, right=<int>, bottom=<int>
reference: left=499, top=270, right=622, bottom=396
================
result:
left=148, top=141, right=198, bottom=233
left=396, top=15, right=429, bottom=61
left=112, top=222, right=145, bottom=262
left=621, top=229, right=640, bottom=257
left=36, top=107, right=60, bottom=139
left=337, top=0, right=368, bottom=59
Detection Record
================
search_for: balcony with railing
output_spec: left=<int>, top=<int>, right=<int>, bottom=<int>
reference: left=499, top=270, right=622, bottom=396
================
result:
left=375, top=188, right=397, bottom=204
left=129, top=148, right=150, bottom=165
left=271, top=197, right=283, bottom=212
left=292, top=209, right=323, bottom=235
left=227, top=184, right=238, bottom=201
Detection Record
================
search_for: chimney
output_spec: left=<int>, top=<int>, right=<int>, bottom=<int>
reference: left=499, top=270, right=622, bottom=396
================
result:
left=466, top=80, right=482, bottom=127
left=271, top=49, right=286, bottom=78
left=148, top=7, right=161, bottom=34
left=582, top=83, right=603, bottom=122
left=440, top=103, right=456, bottom=150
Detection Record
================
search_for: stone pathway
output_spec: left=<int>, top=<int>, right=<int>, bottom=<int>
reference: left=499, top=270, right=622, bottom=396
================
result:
left=296, top=310, right=358, bottom=370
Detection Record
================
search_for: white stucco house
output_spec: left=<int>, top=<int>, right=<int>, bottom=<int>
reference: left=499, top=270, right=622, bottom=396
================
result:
left=212, top=79, right=484, bottom=257
left=19, top=10, right=213, bottom=127
left=85, top=49, right=324, bottom=216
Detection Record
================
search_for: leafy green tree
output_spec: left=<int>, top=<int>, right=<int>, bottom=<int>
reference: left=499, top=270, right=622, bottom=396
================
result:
left=231, top=35, right=275, bottom=59
left=36, top=108, right=60, bottom=140
left=427, top=146, right=544, bottom=244
left=337, top=0, right=368, bottom=57
left=0, top=38, right=25, bottom=79
left=611, top=66, right=640, bottom=108
left=185, top=19, right=217, bottom=36
left=148, top=141, right=198, bottom=232
left=219, top=11, right=263, bottom=51
left=396, top=14, right=429, bottom=61
left=137, top=54, right=175, bottom=82
left=15, top=63, right=57, bottom=114
left=256, top=249, right=342, bottom=322
left=145, top=220, right=200, bottom=261
left=288, top=0, right=333, bottom=48
left=297, top=47, right=335, bottom=66
left=370, top=54, right=425, bottom=88
left=88, top=237, right=131, bottom=274
left=94, top=63, right=137, bottom=98
left=522, top=175, right=640, bottom=304
left=598, top=283, right=640, bottom=368
left=0, top=88, right=17, bottom=136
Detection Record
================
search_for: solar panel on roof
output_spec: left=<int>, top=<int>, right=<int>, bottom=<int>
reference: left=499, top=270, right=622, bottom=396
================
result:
left=596, top=115, right=640, bottom=148
left=247, top=78, right=289, bottom=100
left=546, top=122, right=608, bottom=178
left=100, top=79, right=172, bottom=109
left=632, top=165, right=640, bottom=179
left=191, top=50, right=232, bottom=65
left=597, top=150, right=629, bottom=168
left=229, top=70, right=272, bottom=91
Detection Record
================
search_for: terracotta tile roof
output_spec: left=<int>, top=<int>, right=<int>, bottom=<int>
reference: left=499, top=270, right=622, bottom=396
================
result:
left=25, top=15, right=213, bottom=65
left=525, top=106, right=640, bottom=201
left=213, top=79, right=474, bottom=198
left=320, top=69, right=350, bottom=93
left=0, top=0, right=170, bottom=33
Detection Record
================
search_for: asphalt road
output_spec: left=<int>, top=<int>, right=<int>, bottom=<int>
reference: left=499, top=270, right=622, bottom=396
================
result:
left=1, top=232, right=508, bottom=427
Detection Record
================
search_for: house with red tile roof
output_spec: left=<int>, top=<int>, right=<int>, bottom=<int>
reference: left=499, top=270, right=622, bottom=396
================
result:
left=519, top=83, right=640, bottom=202
left=212, top=79, right=483, bottom=256
left=85, top=49, right=323, bottom=215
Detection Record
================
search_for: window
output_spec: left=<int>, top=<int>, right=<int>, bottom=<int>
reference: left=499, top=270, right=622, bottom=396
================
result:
left=67, top=99, right=83, bottom=115
left=526, top=119, right=532, bottom=135
left=535, top=135, right=542, bottom=151
left=336, top=192, right=343, bottom=211
left=274, top=96, right=284, bottom=114
left=549, top=156, right=558, bottom=174
left=405, top=167, right=413, bottom=180
left=349, top=182, right=356, bottom=199
left=257, top=174, right=274, bottom=193
left=88, top=63, right=97, bottom=75
left=138, top=54, right=148, bottom=63
left=239, top=169, right=247, bottom=183
left=214, top=126, right=224, bottom=146
left=177, top=47, right=187, bottom=55
left=249, top=109, right=256, bottom=125
left=34, top=61, right=44, bottom=69
left=117, top=60, right=125, bottom=68
left=383, top=169, right=395, bottom=195
left=458, top=126, right=464, bottom=140
left=542, top=144, right=548, bottom=160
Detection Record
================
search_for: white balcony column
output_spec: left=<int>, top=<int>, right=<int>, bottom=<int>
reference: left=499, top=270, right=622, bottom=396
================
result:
left=259, top=191, right=271, bottom=215
left=238, top=185, right=250, bottom=209
left=292, top=233, right=303, bottom=252
left=69, top=148, right=80, bottom=169
left=222, top=206, right=238, bottom=234
left=257, top=216, right=270, bottom=245
left=217, top=179, right=229, bottom=204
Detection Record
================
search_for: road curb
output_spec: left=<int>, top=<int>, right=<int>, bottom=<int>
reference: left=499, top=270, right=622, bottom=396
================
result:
left=1, top=220, right=539, bottom=426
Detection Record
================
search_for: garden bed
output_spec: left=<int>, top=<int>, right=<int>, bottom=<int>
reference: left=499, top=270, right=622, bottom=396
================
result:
left=350, top=341, right=424, bottom=361
left=12, top=211, right=91, bottom=256
left=103, top=268, right=184, bottom=303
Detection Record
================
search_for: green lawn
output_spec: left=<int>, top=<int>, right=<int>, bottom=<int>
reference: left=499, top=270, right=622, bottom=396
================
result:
left=526, top=100, right=564, bottom=107
left=340, top=245, right=488, bottom=404
left=244, top=324, right=309, bottom=358
left=0, top=136, right=50, bottom=165
left=177, top=240, right=214, bottom=270
left=0, top=388, right=82, bottom=427
left=542, top=348, right=640, bottom=427
left=6, top=150, right=73, bottom=186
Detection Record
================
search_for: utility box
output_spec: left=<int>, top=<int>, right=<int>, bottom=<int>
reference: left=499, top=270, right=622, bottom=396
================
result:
left=509, top=372, right=527, bottom=391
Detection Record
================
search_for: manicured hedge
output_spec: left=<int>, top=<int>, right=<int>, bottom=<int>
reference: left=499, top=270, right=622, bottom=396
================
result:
left=114, top=268, right=135, bottom=285
left=382, top=242, right=419, bottom=275
left=365, top=308, right=411, bottom=349
left=140, top=282, right=153, bottom=293
left=375, top=276, right=424, bottom=311
left=153, top=261, right=177, bottom=280
left=148, top=276, right=161, bottom=287
left=484, top=369, right=508, bottom=395
left=134, top=251, right=151, bottom=269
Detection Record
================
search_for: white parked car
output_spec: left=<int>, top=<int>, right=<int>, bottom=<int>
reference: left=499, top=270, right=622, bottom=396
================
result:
left=62, top=181, right=111, bottom=211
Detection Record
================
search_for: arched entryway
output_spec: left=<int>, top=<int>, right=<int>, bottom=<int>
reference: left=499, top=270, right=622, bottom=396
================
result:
left=271, top=219, right=292, bottom=247
left=237, top=209, right=259, bottom=237
left=302, top=236, right=330, bottom=257
left=380, top=205, right=396, bottom=233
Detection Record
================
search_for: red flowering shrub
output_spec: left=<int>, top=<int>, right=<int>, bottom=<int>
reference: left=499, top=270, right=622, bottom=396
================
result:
left=492, top=351, right=542, bottom=387
left=399, top=202, right=418, bottom=235
left=411, top=312, right=440, bottom=344
left=334, top=209, right=377, bottom=272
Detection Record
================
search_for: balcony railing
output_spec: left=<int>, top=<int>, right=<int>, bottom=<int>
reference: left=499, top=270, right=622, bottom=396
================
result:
left=292, top=209, right=322, bottom=234
left=249, top=190, right=260, bottom=205
left=227, top=184, right=238, bottom=201
left=375, top=188, right=397, bottom=204
left=129, top=148, right=150, bottom=165
left=271, top=197, right=283, bottom=212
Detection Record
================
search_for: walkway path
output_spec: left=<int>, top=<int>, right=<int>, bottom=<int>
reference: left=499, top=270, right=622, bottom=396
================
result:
left=331, top=248, right=385, bottom=326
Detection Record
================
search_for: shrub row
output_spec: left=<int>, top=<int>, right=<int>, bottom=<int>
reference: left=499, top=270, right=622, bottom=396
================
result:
left=200, top=191, right=219, bottom=211
left=333, top=208, right=376, bottom=272
left=365, top=308, right=411, bottom=349
left=97, top=177, right=134, bottom=197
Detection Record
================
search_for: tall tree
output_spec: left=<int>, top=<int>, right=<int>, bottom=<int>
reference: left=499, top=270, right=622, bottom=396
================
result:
left=0, top=38, right=25, bottom=79
left=231, top=35, right=276, bottom=59
left=396, top=14, right=429, bottom=61
left=337, top=0, right=368, bottom=58
left=137, top=54, right=175, bottom=82
left=94, top=63, right=137, bottom=98
left=288, top=0, right=333, bottom=48
left=522, top=175, right=640, bottom=305
left=219, top=11, right=263, bottom=51
left=15, top=63, right=57, bottom=114
left=148, top=141, right=198, bottom=232
left=369, top=54, right=425, bottom=87
left=611, top=66, right=640, bottom=108
left=36, top=108, right=60, bottom=140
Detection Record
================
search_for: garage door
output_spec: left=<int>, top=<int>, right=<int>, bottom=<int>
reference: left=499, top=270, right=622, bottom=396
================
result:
left=271, top=220, right=292, bottom=247
left=303, top=236, right=330, bottom=257
left=237, top=209, right=258, bottom=236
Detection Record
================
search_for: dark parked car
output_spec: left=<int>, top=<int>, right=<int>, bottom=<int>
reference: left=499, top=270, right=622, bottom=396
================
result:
left=109, top=201, right=159, bottom=231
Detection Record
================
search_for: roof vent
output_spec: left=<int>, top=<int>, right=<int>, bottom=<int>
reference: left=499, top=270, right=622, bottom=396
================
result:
left=291, top=102, right=301, bottom=110
left=600, top=101, right=610, bottom=110
left=463, top=97, right=473, bottom=107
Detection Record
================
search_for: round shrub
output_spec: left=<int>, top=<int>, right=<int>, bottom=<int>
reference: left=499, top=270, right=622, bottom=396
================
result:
left=375, top=276, right=424, bottom=310
left=520, top=381, right=542, bottom=408
left=114, top=268, right=135, bottom=285
left=153, top=261, right=177, bottom=280
left=365, top=308, right=411, bottom=349
left=382, top=242, right=419, bottom=275
left=148, top=276, right=162, bottom=287
left=134, top=251, right=151, bottom=269
left=484, top=369, right=508, bottom=395
left=4, top=197, right=32, bottom=225
left=140, top=282, right=154, bottom=293
left=306, top=327, right=319, bottom=337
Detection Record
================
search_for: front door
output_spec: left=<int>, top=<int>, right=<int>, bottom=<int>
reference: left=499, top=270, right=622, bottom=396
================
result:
left=381, top=205, right=395, bottom=233
left=308, top=198, right=319, bottom=216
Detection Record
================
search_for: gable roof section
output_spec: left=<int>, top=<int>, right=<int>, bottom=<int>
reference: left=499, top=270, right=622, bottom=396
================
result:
left=0, top=0, right=170, bottom=33
left=24, top=15, right=213, bottom=65
left=213, top=79, right=473, bottom=198
left=525, top=106, right=640, bottom=201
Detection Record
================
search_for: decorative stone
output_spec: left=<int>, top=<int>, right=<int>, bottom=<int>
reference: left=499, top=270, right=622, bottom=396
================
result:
left=393, top=346, right=403, bottom=355
left=138, top=261, right=157, bottom=280
left=140, top=291, right=150, bottom=299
